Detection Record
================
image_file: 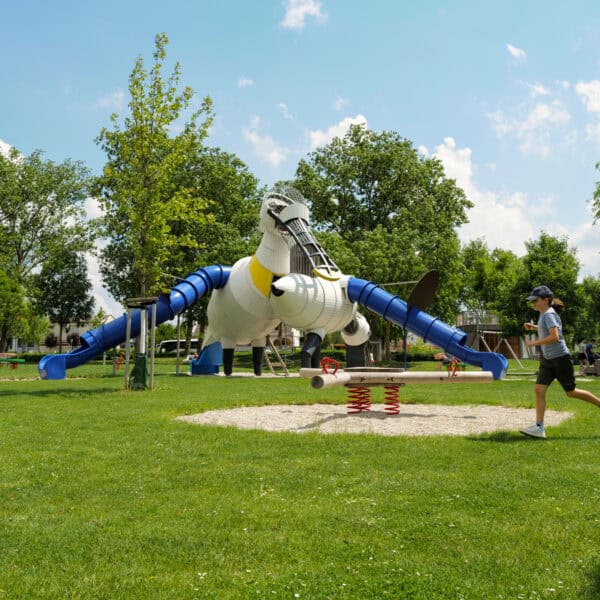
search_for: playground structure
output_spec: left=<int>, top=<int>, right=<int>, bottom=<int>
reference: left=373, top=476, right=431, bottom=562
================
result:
left=473, top=330, right=526, bottom=369
left=300, top=356, right=494, bottom=414
left=38, top=189, right=508, bottom=382
left=196, top=189, right=371, bottom=375
left=0, top=353, right=25, bottom=369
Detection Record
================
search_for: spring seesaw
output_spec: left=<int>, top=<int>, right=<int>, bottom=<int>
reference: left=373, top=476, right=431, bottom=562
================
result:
left=300, top=358, right=494, bottom=415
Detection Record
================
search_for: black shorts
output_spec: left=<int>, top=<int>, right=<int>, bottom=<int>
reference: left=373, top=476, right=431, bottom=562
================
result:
left=536, top=355, right=576, bottom=392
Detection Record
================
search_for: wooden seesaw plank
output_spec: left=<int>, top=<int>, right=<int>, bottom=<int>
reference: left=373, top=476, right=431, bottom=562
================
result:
left=299, top=368, right=494, bottom=390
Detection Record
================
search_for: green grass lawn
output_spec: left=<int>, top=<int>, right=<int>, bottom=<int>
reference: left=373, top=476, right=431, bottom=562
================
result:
left=1, top=359, right=600, bottom=599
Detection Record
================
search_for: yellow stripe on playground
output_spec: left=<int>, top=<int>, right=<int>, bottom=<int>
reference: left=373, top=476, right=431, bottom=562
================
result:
left=313, top=266, right=340, bottom=282
left=249, top=255, right=275, bottom=297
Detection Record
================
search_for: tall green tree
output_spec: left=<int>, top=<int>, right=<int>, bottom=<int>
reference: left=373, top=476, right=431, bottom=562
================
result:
left=165, top=147, right=264, bottom=348
left=35, top=251, right=95, bottom=353
left=171, top=147, right=263, bottom=271
left=94, top=33, right=214, bottom=302
left=89, top=307, right=112, bottom=329
left=0, top=149, right=92, bottom=280
left=459, top=240, right=527, bottom=339
left=573, top=275, right=600, bottom=341
left=293, top=125, right=472, bottom=335
left=486, top=248, right=528, bottom=337
left=460, top=239, right=495, bottom=342
left=0, top=268, right=25, bottom=352
left=506, top=232, right=580, bottom=341
left=0, top=148, right=91, bottom=350
left=18, top=307, right=51, bottom=352
left=592, top=161, right=600, bottom=221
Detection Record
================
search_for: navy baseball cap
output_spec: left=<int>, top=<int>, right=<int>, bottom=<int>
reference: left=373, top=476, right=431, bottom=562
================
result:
left=526, top=285, right=553, bottom=301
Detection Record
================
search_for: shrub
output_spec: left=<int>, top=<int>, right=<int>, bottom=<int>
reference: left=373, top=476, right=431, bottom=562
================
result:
left=44, top=333, right=58, bottom=349
left=66, top=332, right=81, bottom=347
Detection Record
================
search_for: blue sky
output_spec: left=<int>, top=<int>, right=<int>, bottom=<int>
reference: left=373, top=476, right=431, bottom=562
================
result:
left=2, top=1, right=600, bottom=316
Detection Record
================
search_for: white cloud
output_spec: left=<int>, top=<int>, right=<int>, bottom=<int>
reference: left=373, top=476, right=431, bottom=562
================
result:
left=572, top=221, right=600, bottom=278
left=84, top=196, right=103, bottom=220
left=488, top=100, right=571, bottom=158
left=243, top=116, right=289, bottom=167
left=277, top=102, right=293, bottom=119
left=85, top=249, right=124, bottom=319
left=434, top=137, right=535, bottom=254
left=506, top=43, right=526, bottom=61
left=527, top=82, right=550, bottom=97
left=0, top=138, right=23, bottom=163
left=575, top=80, right=600, bottom=113
left=433, top=137, right=598, bottom=278
left=308, top=114, right=367, bottom=150
left=573, top=81, right=600, bottom=144
left=80, top=197, right=123, bottom=319
left=238, top=77, right=255, bottom=89
left=543, top=210, right=600, bottom=278
left=280, top=0, right=327, bottom=30
left=332, top=95, right=348, bottom=111
left=0, top=138, right=11, bottom=157
left=92, top=88, right=126, bottom=112
left=584, top=122, right=600, bottom=143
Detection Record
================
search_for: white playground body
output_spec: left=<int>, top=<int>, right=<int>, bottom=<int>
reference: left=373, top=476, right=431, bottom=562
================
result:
left=203, top=191, right=370, bottom=356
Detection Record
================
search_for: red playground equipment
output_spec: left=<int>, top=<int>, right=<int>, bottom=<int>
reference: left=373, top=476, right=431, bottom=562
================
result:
left=318, top=357, right=401, bottom=415
left=0, top=353, right=25, bottom=369
left=302, top=357, right=493, bottom=415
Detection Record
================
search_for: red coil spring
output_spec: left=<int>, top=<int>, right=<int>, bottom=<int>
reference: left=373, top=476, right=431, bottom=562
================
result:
left=347, top=385, right=371, bottom=414
left=320, top=356, right=339, bottom=375
left=383, top=385, right=400, bottom=415
left=448, top=357, right=459, bottom=377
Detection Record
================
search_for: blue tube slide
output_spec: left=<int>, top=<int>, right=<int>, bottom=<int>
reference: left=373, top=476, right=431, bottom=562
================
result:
left=38, top=265, right=231, bottom=380
left=347, top=278, right=508, bottom=380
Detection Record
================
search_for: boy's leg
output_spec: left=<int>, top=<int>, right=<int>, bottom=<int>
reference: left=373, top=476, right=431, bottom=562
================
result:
left=534, top=384, right=548, bottom=423
left=566, top=388, right=600, bottom=408
left=522, top=360, right=552, bottom=438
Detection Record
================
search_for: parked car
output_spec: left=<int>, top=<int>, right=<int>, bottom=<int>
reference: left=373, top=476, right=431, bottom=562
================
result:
left=156, top=339, right=200, bottom=355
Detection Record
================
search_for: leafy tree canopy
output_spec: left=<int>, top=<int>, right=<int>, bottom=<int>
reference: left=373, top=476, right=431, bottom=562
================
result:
left=573, top=275, right=600, bottom=341
left=95, top=33, right=214, bottom=302
left=294, top=125, right=472, bottom=242
left=0, top=148, right=92, bottom=283
left=592, top=161, right=600, bottom=222
left=503, top=232, right=580, bottom=339
left=292, top=125, right=472, bottom=324
left=0, top=267, right=25, bottom=352
left=35, top=250, right=94, bottom=352
left=162, top=147, right=264, bottom=347
left=89, top=307, right=112, bottom=329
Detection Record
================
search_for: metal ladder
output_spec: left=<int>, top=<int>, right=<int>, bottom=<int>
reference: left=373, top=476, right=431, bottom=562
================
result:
left=264, top=336, right=290, bottom=376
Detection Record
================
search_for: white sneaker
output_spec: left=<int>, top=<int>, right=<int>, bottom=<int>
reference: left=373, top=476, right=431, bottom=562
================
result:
left=520, top=424, right=546, bottom=439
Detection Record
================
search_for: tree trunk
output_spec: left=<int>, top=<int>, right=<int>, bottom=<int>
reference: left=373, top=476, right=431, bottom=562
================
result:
left=0, top=322, right=9, bottom=353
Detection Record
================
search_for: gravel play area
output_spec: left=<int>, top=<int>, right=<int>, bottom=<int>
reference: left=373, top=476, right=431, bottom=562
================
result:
left=177, top=403, right=572, bottom=437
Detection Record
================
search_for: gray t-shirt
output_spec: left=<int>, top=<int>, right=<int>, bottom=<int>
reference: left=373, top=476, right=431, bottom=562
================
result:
left=537, top=307, right=569, bottom=359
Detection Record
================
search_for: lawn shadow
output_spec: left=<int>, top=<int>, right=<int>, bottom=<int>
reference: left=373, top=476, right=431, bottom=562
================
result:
left=466, top=431, right=531, bottom=443
left=580, top=560, right=600, bottom=599
left=467, top=431, right=600, bottom=442
left=292, top=410, right=437, bottom=432
left=0, top=386, right=121, bottom=398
